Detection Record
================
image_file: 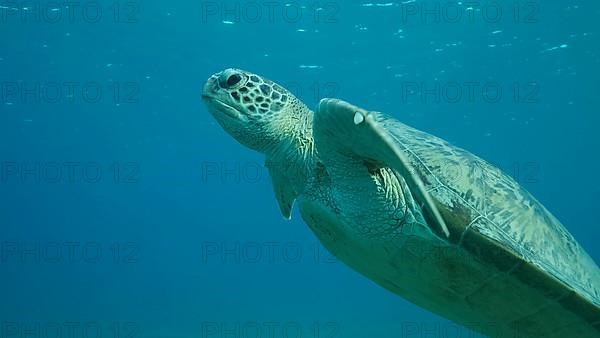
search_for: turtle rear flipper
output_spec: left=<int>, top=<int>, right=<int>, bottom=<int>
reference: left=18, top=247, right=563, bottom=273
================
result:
left=313, top=98, right=450, bottom=239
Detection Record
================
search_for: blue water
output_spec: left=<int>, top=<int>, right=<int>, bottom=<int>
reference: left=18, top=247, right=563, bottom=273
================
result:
left=1, top=1, right=599, bottom=337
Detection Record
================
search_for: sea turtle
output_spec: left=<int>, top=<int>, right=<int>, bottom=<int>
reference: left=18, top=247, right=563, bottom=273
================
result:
left=202, top=68, right=600, bottom=337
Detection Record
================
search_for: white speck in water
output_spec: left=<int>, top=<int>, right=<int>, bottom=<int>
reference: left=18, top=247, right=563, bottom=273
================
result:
left=145, top=75, right=151, bottom=79
left=106, top=63, right=113, bottom=67
left=362, top=3, right=395, bottom=7
left=542, top=44, right=568, bottom=53
left=354, top=112, right=364, bottom=125
left=222, top=20, right=234, bottom=25
left=299, top=65, right=323, bottom=69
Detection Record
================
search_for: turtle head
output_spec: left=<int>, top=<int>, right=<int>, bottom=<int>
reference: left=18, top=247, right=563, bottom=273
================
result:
left=203, top=69, right=316, bottom=219
left=202, top=68, right=295, bottom=152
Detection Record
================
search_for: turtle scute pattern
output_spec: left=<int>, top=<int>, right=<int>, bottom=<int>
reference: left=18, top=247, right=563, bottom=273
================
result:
left=376, top=115, right=600, bottom=308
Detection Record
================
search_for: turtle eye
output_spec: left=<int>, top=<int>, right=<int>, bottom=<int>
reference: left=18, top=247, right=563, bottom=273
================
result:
left=226, top=74, right=242, bottom=87
left=218, top=71, right=244, bottom=89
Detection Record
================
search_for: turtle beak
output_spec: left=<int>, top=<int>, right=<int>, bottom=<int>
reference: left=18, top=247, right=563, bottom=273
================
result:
left=202, top=74, right=219, bottom=100
left=202, top=73, right=245, bottom=121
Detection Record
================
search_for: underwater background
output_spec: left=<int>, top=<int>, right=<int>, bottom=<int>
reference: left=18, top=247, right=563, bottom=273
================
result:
left=1, top=1, right=599, bottom=337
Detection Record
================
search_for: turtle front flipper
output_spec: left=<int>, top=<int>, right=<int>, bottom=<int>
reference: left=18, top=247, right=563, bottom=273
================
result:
left=265, top=159, right=297, bottom=219
left=313, top=98, right=450, bottom=239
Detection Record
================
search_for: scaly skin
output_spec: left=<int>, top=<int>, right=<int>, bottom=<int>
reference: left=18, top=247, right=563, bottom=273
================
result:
left=307, top=98, right=600, bottom=337
left=203, top=69, right=600, bottom=338
left=202, top=69, right=316, bottom=208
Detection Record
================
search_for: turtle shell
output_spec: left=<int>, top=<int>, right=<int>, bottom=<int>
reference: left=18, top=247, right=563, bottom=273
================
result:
left=311, top=98, right=600, bottom=337
left=379, top=116, right=600, bottom=337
